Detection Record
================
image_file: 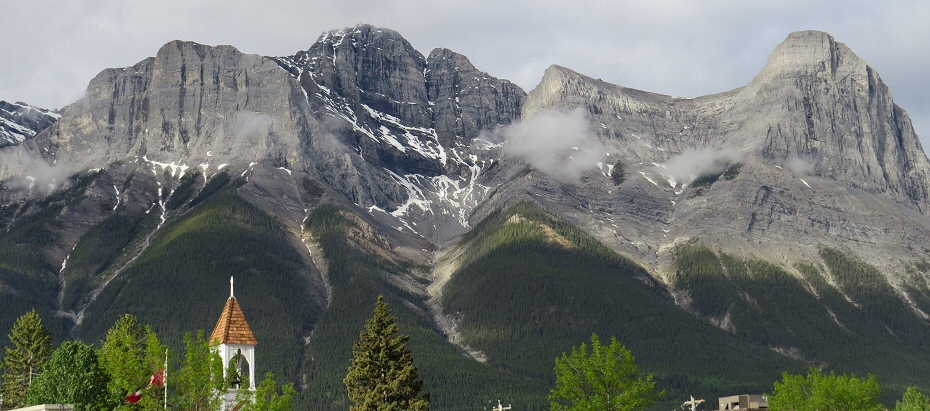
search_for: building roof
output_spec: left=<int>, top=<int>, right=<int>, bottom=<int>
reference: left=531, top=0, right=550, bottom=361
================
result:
left=210, top=296, right=258, bottom=346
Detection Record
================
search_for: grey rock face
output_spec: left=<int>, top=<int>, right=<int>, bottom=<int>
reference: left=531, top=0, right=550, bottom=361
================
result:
left=1, top=25, right=526, bottom=237
left=523, top=32, right=930, bottom=213
left=746, top=31, right=930, bottom=210
left=426, top=48, right=525, bottom=148
left=264, top=25, right=526, bottom=239
left=514, top=30, right=930, bottom=287
left=274, top=25, right=525, bottom=177
left=275, top=25, right=442, bottom=176
left=0, top=39, right=411, bottom=211
left=7, top=41, right=312, bottom=175
left=0, top=101, right=59, bottom=147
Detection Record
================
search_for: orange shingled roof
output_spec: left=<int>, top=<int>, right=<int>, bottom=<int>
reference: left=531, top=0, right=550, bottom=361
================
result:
left=210, top=297, right=258, bottom=346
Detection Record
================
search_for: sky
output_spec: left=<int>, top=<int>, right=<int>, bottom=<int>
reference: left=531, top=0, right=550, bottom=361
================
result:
left=2, top=0, right=928, bottom=150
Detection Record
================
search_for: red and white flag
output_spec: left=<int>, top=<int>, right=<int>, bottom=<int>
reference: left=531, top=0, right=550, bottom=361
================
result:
left=126, top=390, right=143, bottom=404
left=125, top=369, right=166, bottom=403
left=150, top=370, right=165, bottom=387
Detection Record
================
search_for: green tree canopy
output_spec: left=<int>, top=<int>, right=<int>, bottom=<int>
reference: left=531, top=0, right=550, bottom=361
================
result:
left=175, top=330, right=225, bottom=411
left=26, top=341, right=113, bottom=411
left=1, top=309, right=53, bottom=408
left=344, top=295, right=429, bottom=411
left=99, top=314, right=168, bottom=411
left=897, top=387, right=930, bottom=411
left=768, top=368, right=884, bottom=411
left=238, top=372, right=296, bottom=411
left=549, top=333, right=659, bottom=411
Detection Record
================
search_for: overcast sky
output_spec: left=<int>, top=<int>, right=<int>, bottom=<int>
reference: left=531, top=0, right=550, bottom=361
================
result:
left=2, top=0, right=928, bottom=150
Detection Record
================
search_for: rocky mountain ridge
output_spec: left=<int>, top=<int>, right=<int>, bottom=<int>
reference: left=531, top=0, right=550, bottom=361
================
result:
left=0, top=100, right=59, bottom=147
left=2, top=25, right=930, bottom=409
left=498, top=30, right=930, bottom=287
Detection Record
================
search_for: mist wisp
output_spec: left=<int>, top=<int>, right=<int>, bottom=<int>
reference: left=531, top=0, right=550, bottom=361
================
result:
left=0, top=148, right=81, bottom=194
left=785, top=156, right=815, bottom=175
left=229, top=112, right=275, bottom=146
left=480, top=107, right=605, bottom=183
left=662, top=148, right=741, bottom=184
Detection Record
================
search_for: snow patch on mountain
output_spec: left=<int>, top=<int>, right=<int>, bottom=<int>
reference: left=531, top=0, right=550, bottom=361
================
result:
left=0, top=101, right=59, bottom=146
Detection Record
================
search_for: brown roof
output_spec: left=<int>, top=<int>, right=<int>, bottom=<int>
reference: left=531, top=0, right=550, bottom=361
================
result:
left=210, top=297, right=258, bottom=345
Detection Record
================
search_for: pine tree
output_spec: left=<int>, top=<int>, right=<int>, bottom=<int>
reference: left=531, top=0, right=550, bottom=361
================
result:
left=344, top=295, right=429, bottom=411
left=1, top=309, right=53, bottom=409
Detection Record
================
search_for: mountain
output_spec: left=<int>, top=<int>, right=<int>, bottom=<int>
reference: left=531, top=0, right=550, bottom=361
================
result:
left=1, top=25, right=929, bottom=409
left=0, top=100, right=59, bottom=147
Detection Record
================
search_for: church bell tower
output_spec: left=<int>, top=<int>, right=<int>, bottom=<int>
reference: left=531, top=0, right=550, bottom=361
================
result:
left=210, top=276, right=258, bottom=408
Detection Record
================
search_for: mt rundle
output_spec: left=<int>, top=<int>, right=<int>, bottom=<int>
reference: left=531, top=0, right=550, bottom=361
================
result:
left=2, top=24, right=930, bottom=409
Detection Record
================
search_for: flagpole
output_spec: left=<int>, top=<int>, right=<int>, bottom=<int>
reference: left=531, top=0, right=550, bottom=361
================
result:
left=164, top=348, right=168, bottom=410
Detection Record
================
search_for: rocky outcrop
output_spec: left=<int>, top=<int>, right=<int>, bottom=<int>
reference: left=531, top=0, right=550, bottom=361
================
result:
left=0, top=39, right=415, bottom=210
left=0, top=100, right=59, bottom=147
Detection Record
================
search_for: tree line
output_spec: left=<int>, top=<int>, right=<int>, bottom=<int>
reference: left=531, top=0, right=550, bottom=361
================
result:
left=5, top=299, right=930, bottom=411
left=0, top=310, right=294, bottom=411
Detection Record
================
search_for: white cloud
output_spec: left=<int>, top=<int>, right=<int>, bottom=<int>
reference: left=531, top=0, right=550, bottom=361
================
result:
left=662, top=148, right=741, bottom=183
left=230, top=112, right=274, bottom=144
left=482, top=107, right=604, bottom=183
left=0, top=149, right=81, bottom=193
left=785, top=156, right=815, bottom=176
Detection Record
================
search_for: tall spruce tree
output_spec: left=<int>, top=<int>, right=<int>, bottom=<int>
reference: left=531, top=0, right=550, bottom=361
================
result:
left=1, top=309, right=53, bottom=409
left=344, top=295, right=429, bottom=411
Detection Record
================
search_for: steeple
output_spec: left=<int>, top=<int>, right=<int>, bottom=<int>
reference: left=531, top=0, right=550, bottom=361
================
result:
left=211, top=276, right=257, bottom=410
left=210, top=276, right=257, bottom=345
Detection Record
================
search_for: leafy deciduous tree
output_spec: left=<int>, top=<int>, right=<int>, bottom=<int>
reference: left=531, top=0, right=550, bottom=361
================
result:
left=896, top=387, right=930, bottom=411
left=768, top=368, right=884, bottom=411
left=238, top=372, right=296, bottom=411
left=1, top=309, right=53, bottom=408
left=344, top=295, right=429, bottom=411
left=549, top=333, right=659, bottom=411
left=175, top=330, right=225, bottom=411
left=100, top=314, right=168, bottom=411
left=26, top=341, right=113, bottom=411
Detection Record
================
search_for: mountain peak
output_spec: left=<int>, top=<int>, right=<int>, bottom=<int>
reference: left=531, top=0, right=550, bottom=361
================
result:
left=755, top=30, right=866, bottom=82
left=154, top=40, right=244, bottom=62
left=315, top=24, right=419, bottom=58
